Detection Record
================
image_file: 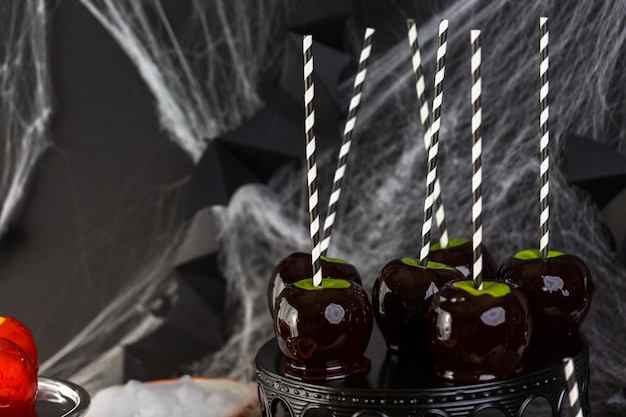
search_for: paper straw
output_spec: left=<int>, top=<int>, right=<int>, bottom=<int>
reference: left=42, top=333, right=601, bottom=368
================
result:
left=407, top=19, right=450, bottom=249
left=303, top=35, right=322, bottom=287
left=539, top=16, right=550, bottom=258
left=470, top=30, right=483, bottom=290
left=419, top=19, right=448, bottom=266
left=563, top=357, right=584, bottom=417
left=320, top=27, right=375, bottom=257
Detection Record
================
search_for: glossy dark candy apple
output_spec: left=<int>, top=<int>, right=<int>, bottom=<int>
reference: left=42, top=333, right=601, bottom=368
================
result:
left=274, top=278, right=373, bottom=381
left=427, top=280, right=532, bottom=383
left=497, top=249, right=593, bottom=339
left=429, top=237, right=498, bottom=279
left=268, top=252, right=362, bottom=316
left=372, top=258, right=464, bottom=355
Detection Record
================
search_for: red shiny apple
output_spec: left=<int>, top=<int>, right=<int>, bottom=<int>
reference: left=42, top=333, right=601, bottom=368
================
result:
left=267, top=252, right=362, bottom=317
left=274, top=278, right=373, bottom=381
left=372, top=257, right=463, bottom=355
left=0, top=316, right=38, bottom=370
left=427, top=279, right=532, bottom=382
left=497, top=249, right=593, bottom=339
left=0, top=337, right=38, bottom=417
left=429, top=237, right=498, bottom=280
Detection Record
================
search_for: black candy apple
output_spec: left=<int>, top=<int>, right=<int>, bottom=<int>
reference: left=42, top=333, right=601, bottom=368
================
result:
left=274, top=278, right=373, bottom=381
left=497, top=249, right=593, bottom=340
left=427, top=279, right=533, bottom=383
left=429, top=237, right=498, bottom=280
left=372, top=257, right=464, bottom=356
left=268, top=252, right=362, bottom=317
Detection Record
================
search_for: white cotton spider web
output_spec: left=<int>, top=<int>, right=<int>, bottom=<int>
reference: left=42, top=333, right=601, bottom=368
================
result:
left=76, top=0, right=295, bottom=162
left=0, top=0, right=50, bottom=238
left=35, top=172, right=191, bottom=390
left=38, top=224, right=185, bottom=392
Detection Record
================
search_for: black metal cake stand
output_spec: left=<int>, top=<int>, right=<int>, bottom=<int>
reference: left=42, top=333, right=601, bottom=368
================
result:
left=256, top=328, right=590, bottom=417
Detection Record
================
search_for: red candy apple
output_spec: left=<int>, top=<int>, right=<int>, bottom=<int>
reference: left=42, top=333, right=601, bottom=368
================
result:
left=497, top=249, right=593, bottom=339
left=0, top=316, right=38, bottom=370
left=0, top=337, right=38, bottom=416
left=427, top=280, right=532, bottom=382
left=372, top=258, right=463, bottom=355
left=267, top=252, right=362, bottom=316
left=274, top=278, right=373, bottom=381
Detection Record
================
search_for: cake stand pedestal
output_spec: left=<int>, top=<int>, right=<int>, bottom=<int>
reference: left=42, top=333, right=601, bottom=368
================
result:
left=256, top=328, right=590, bottom=417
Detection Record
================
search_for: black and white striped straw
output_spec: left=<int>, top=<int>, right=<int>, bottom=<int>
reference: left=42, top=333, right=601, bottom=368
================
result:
left=407, top=19, right=450, bottom=249
left=419, top=19, right=448, bottom=266
left=470, top=29, right=483, bottom=290
left=303, top=35, right=322, bottom=287
left=563, top=357, right=584, bottom=417
left=539, top=16, right=550, bottom=258
left=320, top=27, right=375, bottom=257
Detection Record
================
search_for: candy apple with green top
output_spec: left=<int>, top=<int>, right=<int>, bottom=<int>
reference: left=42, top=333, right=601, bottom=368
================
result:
left=267, top=252, right=362, bottom=317
left=372, top=257, right=464, bottom=355
left=426, top=279, right=532, bottom=382
left=429, top=237, right=498, bottom=279
left=274, top=277, right=373, bottom=381
left=496, top=249, right=593, bottom=340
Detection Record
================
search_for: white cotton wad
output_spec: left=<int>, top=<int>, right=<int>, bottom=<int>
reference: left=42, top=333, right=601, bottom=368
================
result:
left=87, top=376, right=258, bottom=417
